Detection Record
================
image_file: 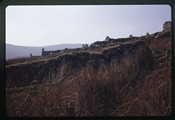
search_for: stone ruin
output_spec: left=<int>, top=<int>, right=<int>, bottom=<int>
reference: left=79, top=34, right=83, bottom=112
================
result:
left=163, top=21, right=171, bottom=32
left=42, top=48, right=62, bottom=56
left=105, top=36, right=110, bottom=41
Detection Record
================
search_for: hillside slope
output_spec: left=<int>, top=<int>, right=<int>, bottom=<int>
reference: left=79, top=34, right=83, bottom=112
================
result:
left=6, top=40, right=154, bottom=88
left=6, top=26, right=172, bottom=116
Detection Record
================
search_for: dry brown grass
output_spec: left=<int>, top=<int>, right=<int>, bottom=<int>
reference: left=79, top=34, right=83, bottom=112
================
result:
left=6, top=49, right=172, bottom=116
left=111, top=58, right=172, bottom=116
left=6, top=57, right=36, bottom=66
left=73, top=54, right=137, bottom=116
left=144, top=37, right=171, bottom=58
left=6, top=36, right=172, bottom=116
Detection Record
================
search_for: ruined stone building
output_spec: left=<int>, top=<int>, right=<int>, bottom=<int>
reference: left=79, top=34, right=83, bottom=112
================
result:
left=105, top=36, right=110, bottom=41
left=163, top=21, right=171, bottom=32
left=42, top=48, right=61, bottom=56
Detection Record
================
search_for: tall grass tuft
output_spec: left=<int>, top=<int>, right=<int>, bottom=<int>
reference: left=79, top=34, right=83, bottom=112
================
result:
left=6, top=50, right=172, bottom=116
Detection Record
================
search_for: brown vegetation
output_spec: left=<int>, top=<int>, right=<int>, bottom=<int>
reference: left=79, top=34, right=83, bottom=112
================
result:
left=6, top=29, right=172, bottom=116
left=6, top=40, right=154, bottom=88
left=6, top=47, right=172, bottom=116
left=6, top=56, right=39, bottom=66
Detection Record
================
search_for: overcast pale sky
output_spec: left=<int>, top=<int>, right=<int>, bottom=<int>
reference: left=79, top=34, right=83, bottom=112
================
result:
left=6, top=5, right=171, bottom=46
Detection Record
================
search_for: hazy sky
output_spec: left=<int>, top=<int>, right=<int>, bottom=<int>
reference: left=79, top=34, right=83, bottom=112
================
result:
left=6, top=5, right=171, bottom=46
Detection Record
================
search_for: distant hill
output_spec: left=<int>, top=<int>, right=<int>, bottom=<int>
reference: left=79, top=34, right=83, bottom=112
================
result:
left=6, top=43, right=83, bottom=60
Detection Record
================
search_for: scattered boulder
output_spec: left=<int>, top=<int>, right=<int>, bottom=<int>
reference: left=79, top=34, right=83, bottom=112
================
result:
left=129, top=35, right=133, bottom=38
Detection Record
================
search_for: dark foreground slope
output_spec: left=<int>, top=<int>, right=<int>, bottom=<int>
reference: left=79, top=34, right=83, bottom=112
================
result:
left=6, top=31, right=172, bottom=116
